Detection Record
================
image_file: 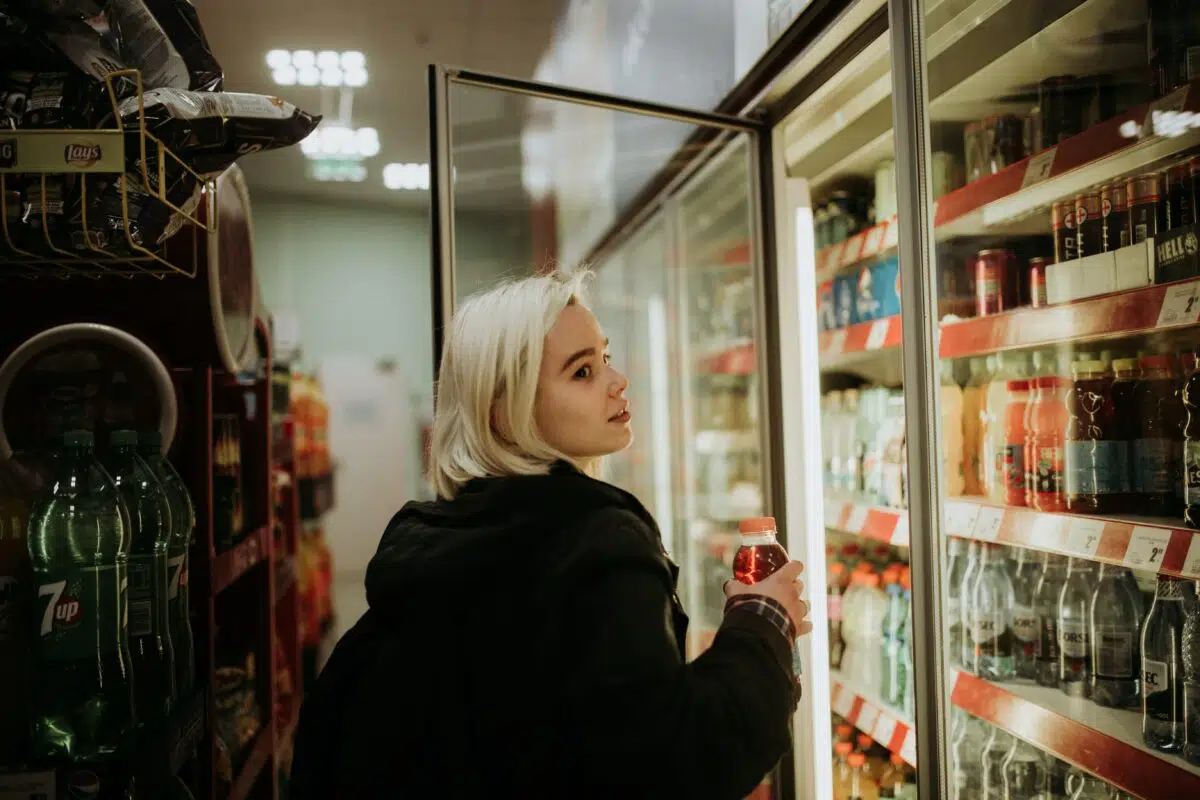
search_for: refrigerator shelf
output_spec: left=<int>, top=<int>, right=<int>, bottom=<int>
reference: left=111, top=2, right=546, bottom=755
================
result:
left=823, top=497, right=909, bottom=546
left=214, top=525, right=271, bottom=595
left=830, top=669, right=917, bottom=766
left=943, top=497, right=1200, bottom=579
left=815, top=215, right=898, bottom=284
left=818, top=315, right=902, bottom=369
left=951, top=670, right=1200, bottom=797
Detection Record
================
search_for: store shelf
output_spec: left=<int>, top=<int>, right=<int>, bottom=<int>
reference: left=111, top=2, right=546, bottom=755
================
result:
left=951, top=670, right=1200, bottom=798
left=944, top=496, right=1200, bottom=578
left=830, top=669, right=917, bottom=766
left=229, top=727, right=274, bottom=800
left=818, top=316, right=901, bottom=368
left=815, top=216, right=898, bottom=284
left=824, top=497, right=909, bottom=546
left=697, top=341, right=756, bottom=377
left=694, top=429, right=758, bottom=455
left=214, top=525, right=270, bottom=595
left=939, top=279, right=1200, bottom=359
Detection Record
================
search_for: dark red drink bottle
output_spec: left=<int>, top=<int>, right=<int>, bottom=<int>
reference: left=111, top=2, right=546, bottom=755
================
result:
left=733, top=516, right=802, bottom=679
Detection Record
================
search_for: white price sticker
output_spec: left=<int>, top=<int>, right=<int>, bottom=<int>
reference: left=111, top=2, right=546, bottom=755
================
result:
left=874, top=714, right=897, bottom=749
left=1020, top=147, right=1057, bottom=189
left=1156, top=281, right=1200, bottom=328
left=892, top=514, right=910, bottom=546
left=1125, top=526, right=1174, bottom=571
left=883, top=218, right=899, bottom=249
left=942, top=501, right=969, bottom=536
left=846, top=505, right=869, bottom=533
left=973, top=506, right=1006, bottom=541
left=866, top=319, right=891, bottom=350
left=857, top=701, right=880, bottom=731
left=1066, top=518, right=1105, bottom=558
left=1182, top=535, right=1200, bottom=578
left=841, top=235, right=864, bottom=267
left=833, top=684, right=855, bottom=717
left=1030, top=514, right=1066, bottom=547
left=863, top=223, right=887, bottom=256
left=826, top=329, right=848, bottom=357
left=901, top=731, right=917, bottom=766
left=954, top=503, right=982, bottom=538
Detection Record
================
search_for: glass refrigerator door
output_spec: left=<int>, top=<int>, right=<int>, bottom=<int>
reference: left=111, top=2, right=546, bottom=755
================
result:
left=912, top=0, right=1200, bottom=796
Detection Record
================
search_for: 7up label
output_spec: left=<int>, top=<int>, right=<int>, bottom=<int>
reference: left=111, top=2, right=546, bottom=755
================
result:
left=34, top=565, right=125, bottom=660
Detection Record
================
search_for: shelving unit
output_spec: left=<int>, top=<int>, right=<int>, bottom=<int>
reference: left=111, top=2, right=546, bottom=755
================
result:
left=830, top=670, right=917, bottom=766
left=824, top=497, right=909, bottom=546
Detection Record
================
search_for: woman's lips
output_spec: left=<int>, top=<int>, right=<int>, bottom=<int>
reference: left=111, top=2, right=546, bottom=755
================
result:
left=609, top=408, right=631, bottom=423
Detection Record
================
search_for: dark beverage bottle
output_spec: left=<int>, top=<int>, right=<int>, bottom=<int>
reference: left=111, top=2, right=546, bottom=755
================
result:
left=1184, top=353, right=1200, bottom=528
left=105, top=429, right=175, bottom=727
left=1174, top=353, right=1195, bottom=514
left=1058, top=558, right=1096, bottom=697
left=1034, top=552, right=1068, bottom=687
left=1184, top=579, right=1200, bottom=765
left=139, top=430, right=196, bottom=697
left=1066, top=361, right=1128, bottom=514
left=1111, top=358, right=1142, bottom=513
left=27, top=430, right=134, bottom=760
left=0, top=463, right=32, bottom=761
left=734, top=517, right=800, bottom=679
left=1143, top=575, right=1188, bottom=752
left=1089, top=564, right=1141, bottom=708
left=1011, top=547, right=1042, bottom=680
left=1134, top=355, right=1182, bottom=516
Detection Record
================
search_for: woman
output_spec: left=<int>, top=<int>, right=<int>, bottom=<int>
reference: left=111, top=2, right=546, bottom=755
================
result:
left=291, top=271, right=812, bottom=799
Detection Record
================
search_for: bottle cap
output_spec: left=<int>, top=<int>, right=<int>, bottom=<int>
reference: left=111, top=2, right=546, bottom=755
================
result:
left=891, top=753, right=905, bottom=766
left=829, top=562, right=846, bottom=576
left=64, top=429, right=94, bottom=447
left=836, top=723, right=853, bottom=738
left=738, top=517, right=777, bottom=535
left=848, top=752, right=866, bottom=768
left=901, top=567, right=912, bottom=590
left=1071, top=360, right=1108, bottom=376
left=835, top=741, right=853, bottom=756
left=857, top=733, right=873, bottom=749
left=110, top=429, right=138, bottom=447
left=864, top=573, right=880, bottom=588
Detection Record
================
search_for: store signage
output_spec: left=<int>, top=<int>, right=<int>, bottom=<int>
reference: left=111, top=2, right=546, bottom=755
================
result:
left=63, top=142, right=102, bottom=169
left=0, top=138, right=15, bottom=169
left=1154, top=223, right=1200, bottom=284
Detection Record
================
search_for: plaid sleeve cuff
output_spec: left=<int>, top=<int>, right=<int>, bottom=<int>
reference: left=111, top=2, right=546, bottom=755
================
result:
left=723, top=594, right=796, bottom=645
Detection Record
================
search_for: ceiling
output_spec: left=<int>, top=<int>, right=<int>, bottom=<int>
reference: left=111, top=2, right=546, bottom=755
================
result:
left=196, top=0, right=564, bottom=210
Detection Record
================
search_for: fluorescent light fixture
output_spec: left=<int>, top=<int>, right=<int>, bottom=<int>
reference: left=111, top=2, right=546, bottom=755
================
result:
left=300, top=124, right=380, bottom=159
left=266, top=49, right=369, bottom=88
left=383, top=162, right=430, bottom=191
left=308, top=158, right=368, bottom=183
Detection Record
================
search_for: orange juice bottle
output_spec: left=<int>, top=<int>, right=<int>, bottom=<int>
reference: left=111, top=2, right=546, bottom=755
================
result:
left=1030, top=376, right=1070, bottom=512
left=1003, top=380, right=1030, bottom=506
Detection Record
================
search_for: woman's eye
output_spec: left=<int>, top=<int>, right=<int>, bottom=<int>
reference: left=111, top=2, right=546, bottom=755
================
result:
left=574, top=365, right=592, bottom=379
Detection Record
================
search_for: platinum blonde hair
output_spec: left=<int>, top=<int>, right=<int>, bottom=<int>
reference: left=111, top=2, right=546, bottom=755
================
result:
left=429, top=269, right=598, bottom=499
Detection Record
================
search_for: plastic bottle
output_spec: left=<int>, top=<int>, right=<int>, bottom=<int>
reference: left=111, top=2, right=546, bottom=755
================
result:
left=946, top=537, right=968, bottom=669
left=829, top=561, right=847, bottom=669
left=733, top=517, right=800, bottom=679
left=1003, top=380, right=1031, bottom=506
left=950, top=708, right=987, bottom=800
left=1002, top=736, right=1048, bottom=799
left=842, top=389, right=862, bottom=496
left=1030, top=375, right=1069, bottom=512
left=0, top=462, right=32, bottom=762
left=972, top=542, right=1016, bottom=681
left=1134, top=354, right=1182, bottom=517
left=981, top=725, right=1014, bottom=799
left=825, top=391, right=843, bottom=490
left=1011, top=547, right=1042, bottom=680
left=983, top=354, right=1008, bottom=503
left=1174, top=352, right=1195, bottom=511
left=847, top=752, right=869, bottom=800
left=855, top=572, right=887, bottom=690
left=883, top=566, right=910, bottom=708
left=834, top=740, right=855, bottom=800
left=1059, top=558, right=1097, bottom=698
left=1034, top=552, right=1069, bottom=688
left=26, top=430, right=134, bottom=761
left=959, top=540, right=983, bottom=673
left=1066, top=360, right=1129, bottom=514
left=962, top=357, right=989, bottom=495
left=1089, top=563, right=1142, bottom=708
left=942, top=360, right=966, bottom=497
left=880, top=566, right=903, bottom=701
left=1142, top=574, right=1188, bottom=752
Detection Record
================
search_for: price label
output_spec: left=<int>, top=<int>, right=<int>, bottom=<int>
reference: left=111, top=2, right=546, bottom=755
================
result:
left=846, top=505, right=869, bottom=534
left=1156, top=281, right=1200, bottom=328
left=1066, top=518, right=1105, bottom=558
left=1030, top=514, right=1067, bottom=547
left=863, top=223, right=887, bottom=256
left=953, top=503, right=981, bottom=538
left=841, top=235, right=865, bottom=267
left=1125, top=526, right=1174, bottom=571
left=883, top=218, right=900, bottom=249
left=901, top=730, right=917, bottom=766
left=874, top=714, right=897, bottom=749
left=892, top=515, right=910, bottom=546
left=1182, top=535, right=1200, bottom=578
left=857, top=701, right=880, bottom=732
left=866, top=319, right=891, bottom=350
left=833, top=684, right=855, bottom=717
left=825, top=329, right=848, bottom=357
left=1020, top=147, right=1057, bottom=189
left=973, top=506, right=1006, bottom=541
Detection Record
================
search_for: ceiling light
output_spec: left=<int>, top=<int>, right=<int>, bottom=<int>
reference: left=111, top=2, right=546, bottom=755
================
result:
left=320, top=68, right=343, bottom=87
left=356, top=128, right=380, bottom=157
left=383, top=162, right=431, bottom=191
left=291, top=49, right=315, bottom=68
left=344, top=68, right=368, bottom=88
left=297, top=67, right=320, bottom=86
left=341, top=51, right=365, bottom=70
left=267, top=49, right=370, bottom=88
left=317, top=50, right=341, bottom=70
left=308, top=158, right=368, bottom=183
left=301, top=124, right=380, bottom=159
left=266, top=49, right=291, bottom=70
left=273, top=66, right=297, bottom=86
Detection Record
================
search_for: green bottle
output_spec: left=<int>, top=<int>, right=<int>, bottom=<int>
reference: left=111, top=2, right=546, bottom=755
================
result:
left=105, top=429, right=175, bottom=727
left=27, top=429, right=134, bottom=760
left=138, top=429, right=196, bottom=697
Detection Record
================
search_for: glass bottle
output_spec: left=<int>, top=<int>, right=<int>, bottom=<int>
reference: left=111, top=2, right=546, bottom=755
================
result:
left=1142, top=575, right=1187, bottom=753
left=1058, top=558, right=1097, bottom=697
left=950, top=708, right=987, bottom=800
left=973, top=542, right=1016, bottom=681
left=1011, top=547, right=1043, bottom=680
left=960, top=540, right=983, bottom=673
left=1183, top=578, right=1200, bottom=765
left=947, top=537, right=968, bottom=669
left=1089, top=563, right=1141, bottom=709
left=1034, top=552, right=1069, bottom=688
left=981, top=725, right=1013, bottom=799
left=1002, top=736, right=1048, bottom=800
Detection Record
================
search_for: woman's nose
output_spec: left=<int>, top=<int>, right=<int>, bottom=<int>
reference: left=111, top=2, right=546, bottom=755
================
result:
left=610, top=368, right=629, bottom=394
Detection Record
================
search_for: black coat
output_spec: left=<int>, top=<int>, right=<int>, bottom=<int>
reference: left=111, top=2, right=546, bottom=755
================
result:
left=290, top=465, right=796, bottom=799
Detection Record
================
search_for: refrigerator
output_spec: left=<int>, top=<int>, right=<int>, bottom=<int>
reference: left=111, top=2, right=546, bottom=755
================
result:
left=776, top=0, right=1200, bottom=797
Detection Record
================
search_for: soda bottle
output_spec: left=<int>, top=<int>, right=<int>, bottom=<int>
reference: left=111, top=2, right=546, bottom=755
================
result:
left=971, top=542, right=1016, bottom=681
left=1011, top=547, right=1042, bottom=680
left=1173, top=352, right=1195, bottom=511
left=139, top=430, right=196, bottom=697
left=1066, top=360, right=1129, bottom=514
left=959, top=540, right=983, bottom=672
left=883, top=566, right=910, bottom=708
left=1003, top=379, right=1030, bottom=506
left=828, top=561, right=846, bottom=669
left=1002, top=736, right=1048, bottom=799
left=950, top=708, right=987, bottom=800
left=1183, top=579, right=1200, bottom=765
left=733, top=517, right=800, bottom=679
left=834, top=722, right=854, bottom=743
left=846, top=752, right=868, bottom=800
left=1142, top=574, right=1187, bottom=752
left=942, top=360, right=966, bottom=497
left=105, top=429, right=175, bottom=727
left=962, top=357, right=989, bottom=495
left=1112, top=357, right=1142, bottom=512
left=833, top=740, right=854, bottom=800
left=1030, top=375, right=1069, bottom=512
left=946, top=537, right=968, bottom=669
left=1034, top=552, right=1068, bottom=687
left=1134, top=354, right=1181, bottom=517
left=27, top=430, right=134, bottom=760
left=1058, top=558, right=1096, bottom=698
left=980, top=724, right=1013, bottom=800
left=1088, top=563, right=1141, bottom=708
left=0, top=461, right=32, bottom=761
left=1183, top=352, right=1200, bottom=527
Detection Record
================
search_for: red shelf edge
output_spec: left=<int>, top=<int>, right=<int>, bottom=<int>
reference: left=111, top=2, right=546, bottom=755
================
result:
left=213, top=525, right=271, bottom=595
left=830, top=674, right=916, bottom=767
left=229, top=726, right=275, bottom=800
left=951, top=671, right=1200, bottom=799
left=818, top=315, right=902, bottom=363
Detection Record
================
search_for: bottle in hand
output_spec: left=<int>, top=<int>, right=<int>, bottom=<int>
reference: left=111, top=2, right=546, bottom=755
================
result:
left=734, top=517, right=801, bottom=678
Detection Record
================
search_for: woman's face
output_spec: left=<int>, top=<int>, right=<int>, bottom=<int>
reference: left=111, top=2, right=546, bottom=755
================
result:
left=534, top=303, right=632, bottom=467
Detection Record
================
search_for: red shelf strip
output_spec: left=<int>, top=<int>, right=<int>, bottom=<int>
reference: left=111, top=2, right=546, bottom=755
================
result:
left=951, top=671, right=1200, bottom=798
left=815, top=216, right=898, bottom=284
left=830, top=673, right=916, bottom=766
left=818, top=315, right=902, bottom=364
left=825, top=498, right=909, bottom=546
left=214, top=525, right=270, bottom=595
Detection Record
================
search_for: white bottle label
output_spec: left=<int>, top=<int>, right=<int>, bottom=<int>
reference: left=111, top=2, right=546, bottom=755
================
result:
left=1012, top=605, right=1038, bottom=643
left=1095, top=627, right=1134, bottom=678
left=1144, top=659, right=1170, bottom=696
left=973, top=614, right=1002, bottom=645
left=1059, top=619, right=1088, bottom=658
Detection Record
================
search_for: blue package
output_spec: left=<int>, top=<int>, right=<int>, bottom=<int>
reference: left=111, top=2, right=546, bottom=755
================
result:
left=833, top=273, right=858, bottom=328
left=818, top=280, right=836, bottom=331
left=854, top=262, right=880, bottom=323
left=871, top=255, right=901, bottom=319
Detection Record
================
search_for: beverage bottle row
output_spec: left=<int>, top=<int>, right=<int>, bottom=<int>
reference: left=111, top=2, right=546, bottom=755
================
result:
left=0, top=428, right=196, bottom=767
left=823, top=386, right=907, bottom=509
left=947, top=539, right=1200, bottom=764
left=831, top=721, right=917, bottom=800
left=944, top=348, right=1200, bottom=528
left=951, top=708, right=1137, bottom=799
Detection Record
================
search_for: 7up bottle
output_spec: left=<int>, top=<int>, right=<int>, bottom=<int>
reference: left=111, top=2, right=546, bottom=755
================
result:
left=27, top=430, right=134, bottom=760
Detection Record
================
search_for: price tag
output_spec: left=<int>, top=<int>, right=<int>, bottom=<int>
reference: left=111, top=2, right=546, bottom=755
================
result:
left=1156, top=281, right=1200, bottom=328
left=1124, top=526, right=1174, bottom=571
left=892, top=514, right=910, bottom=546
left=883, top=218, right=900, bottom=249
left=866, top=319, right=891, bottom=350
left=1066, top=518, right=1105, bottom=558
left=1030, top=514, right=1066, bottom=547
left=874, top=714, right=897, bottom=749
left=901, top=730, right=917, bottom=766
left=1182, top=535, right=1200, bottom=578
left=857, top=701, right=880, bottom=732
left=973, top=506, right=1006, bottom=541
left=846, top=505, right=869, bottom=534
left=833, top=684, right=855, bottom=717
left=953, top=503, right=981, bottom=538
left=825, top=329, right=848, bottom=357
left=863, top=223, right=887, bottom=256
left=1020, top=147, right=1057, bottom=189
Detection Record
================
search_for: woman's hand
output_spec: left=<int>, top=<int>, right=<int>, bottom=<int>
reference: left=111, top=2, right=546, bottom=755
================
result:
left=724, top=561, right=814, bottom=636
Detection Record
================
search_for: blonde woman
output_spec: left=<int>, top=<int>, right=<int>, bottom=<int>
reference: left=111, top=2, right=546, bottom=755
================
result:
left=291, top=271, right=811, bottom=799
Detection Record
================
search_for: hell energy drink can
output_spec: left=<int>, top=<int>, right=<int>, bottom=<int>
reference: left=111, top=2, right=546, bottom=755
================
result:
left=1128, top=173, right=1167, bottom=244
left=1074, top=192, right=1104, bottom=257
left=1053, top=200, right=1077, bottom=262
left=1102, top=182, right=1130, bottom=252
